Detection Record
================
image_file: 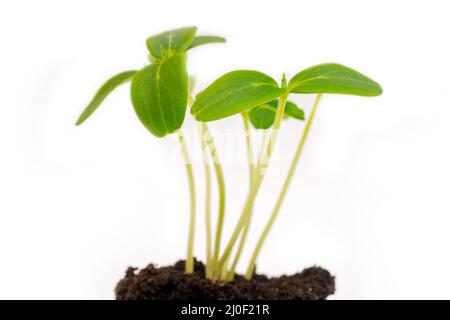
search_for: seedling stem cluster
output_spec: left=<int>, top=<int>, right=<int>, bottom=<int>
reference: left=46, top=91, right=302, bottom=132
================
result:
left=77, top=27, right=382, bottom=282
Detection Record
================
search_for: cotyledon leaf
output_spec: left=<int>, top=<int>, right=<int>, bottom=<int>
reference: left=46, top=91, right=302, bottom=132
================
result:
left=248, top=107, right=275, bottom=129
left=130, top=53, right=188, bottom=138
left=284, top=101, right=305, bottom=120
left=249, top=100, right=304, bottom=129
left=288, top=63, right=382, bottom=96
left=263, top=99, right=304, bottom=120
left=76, top=70, right=137, bottom=125
left=188, top=35, right=226, bottom=49
left=146, top=26, right=197, bottom=61
left=191, top=70, right=286, bottom=122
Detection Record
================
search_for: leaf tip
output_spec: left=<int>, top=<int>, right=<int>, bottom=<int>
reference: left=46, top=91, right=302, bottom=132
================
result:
left=75, top=115, right=85, bottom=126
left=366, top=82, right=383, bottom=97
left=375, top=84, right=383, bottom=96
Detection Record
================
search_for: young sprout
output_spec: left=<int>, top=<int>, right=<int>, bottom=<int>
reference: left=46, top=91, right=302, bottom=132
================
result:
left=191, top=63, right=382, bottom=279
left=76, top=26, right=225, bottom=274
left=78, top=26, right=382, bottom=283
left=227, top=101, right=305, bottom=280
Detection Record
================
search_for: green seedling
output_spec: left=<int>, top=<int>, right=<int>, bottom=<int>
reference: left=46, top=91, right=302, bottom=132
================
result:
left=77, top=26, right=382, bottom=282
left=76, top=27, right=225, bottom=274
left=192, top=64, right=381, bottom=279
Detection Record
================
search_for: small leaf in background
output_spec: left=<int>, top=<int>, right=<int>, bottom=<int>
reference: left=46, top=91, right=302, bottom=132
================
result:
left=131, top=53, right=188, bottom=138
left=248, top=100, right=304, bottom=129
left=76, top=70, right=137, bottom=125
left=269, top=100, right=304, bottom=120
left=288, top=63, right=382, bottom=96
left=146, top=26, right=197, bottom=60
left=249, top=107, right=275, bottom=129
left=191, top=70, right=285, bottom=122
left=188, top=35, right=226, bottom=49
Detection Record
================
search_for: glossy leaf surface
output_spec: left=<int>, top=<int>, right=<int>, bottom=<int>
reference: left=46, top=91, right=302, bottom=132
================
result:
left=76, top=70, right=137, bottom=125
left=131, top=54, right=188, bottom=137
left=146, top=27, right=197, bottom=60
left=191, top=70, right=285, bottom=122
left=188, top=36, right=226, bottom=49
left=288, top=63, right=382, bottom=96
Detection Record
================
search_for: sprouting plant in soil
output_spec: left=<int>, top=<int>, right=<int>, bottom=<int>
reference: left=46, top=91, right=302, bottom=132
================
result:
left=77, top=27, right=382, bottom=284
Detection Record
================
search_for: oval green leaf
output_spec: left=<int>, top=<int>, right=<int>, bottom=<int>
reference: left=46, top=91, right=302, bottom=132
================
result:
left=249, top=100, right=304, bottom=129
left=248, top=107, right=275, bottom=129
left=130, top=53, right=188, bottom=138
left=285, top=101, right=305, bottom=120
left=188, top=35, right=226, bottom=49
left=191, top=70, right=285, bottom=122
left=146, top=27, right=197, bottom=61
left=288, top=63, right=382, bottom=96
left=76, top=70, right=137, bottom=125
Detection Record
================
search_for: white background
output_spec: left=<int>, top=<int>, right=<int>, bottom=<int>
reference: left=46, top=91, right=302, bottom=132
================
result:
left=1, top=0, right=450, bottom=299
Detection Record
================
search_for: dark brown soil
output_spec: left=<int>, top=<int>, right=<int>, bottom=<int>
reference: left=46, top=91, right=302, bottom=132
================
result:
left=115, top=259, right=335, bottom=300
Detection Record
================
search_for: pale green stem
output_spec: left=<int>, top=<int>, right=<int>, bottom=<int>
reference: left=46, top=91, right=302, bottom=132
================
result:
left=242, top=112, right=255, bottom=186
left=258, top=130, right=269, bottom=167
left=252, top=130, right=269, bottom=185
left=245, top=94, right=322, bottom=280
left=221, top=254, right=231, bottom=280
left=216, top=86, right=289, bottom=273
left=226, top=113, right=257, bottom=280
left=178, top=130, right=196, bottom=274
left=226, top=215, right=251, bottom=280
left=201, top=122, right=226, bottom=280
left=197, top=123, right=213, bottom=278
